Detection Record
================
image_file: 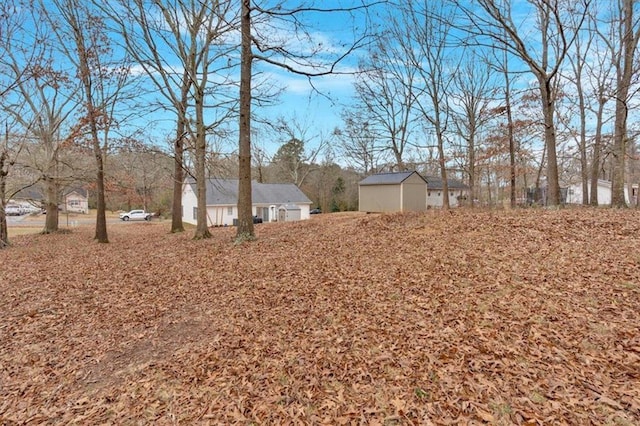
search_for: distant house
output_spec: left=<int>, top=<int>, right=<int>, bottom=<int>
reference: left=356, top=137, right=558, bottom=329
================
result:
left=12, top=188, right=44, bottom=210
left=358, top=171, right=427, bottom=213
left=424, top=175, right=470, bottom=208
left=14, top=186, right=89, bottom=213
left=63, top=189, right=89, bottom=213
left=566, top=180, right=632, bottom=205
left=181, top=178, right=313, bottom=226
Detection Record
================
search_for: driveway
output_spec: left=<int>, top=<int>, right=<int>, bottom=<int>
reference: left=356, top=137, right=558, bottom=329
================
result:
left=6, top=213, right=155, bottom=228
left=6, top=214, right=30, bottom=225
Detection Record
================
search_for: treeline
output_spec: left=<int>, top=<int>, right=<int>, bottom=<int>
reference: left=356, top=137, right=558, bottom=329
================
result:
left=3, top=1, right=640, bottom=248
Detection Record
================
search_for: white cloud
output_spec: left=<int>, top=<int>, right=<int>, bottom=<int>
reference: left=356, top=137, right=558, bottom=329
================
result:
left=261, top=68, right=357, bottom=98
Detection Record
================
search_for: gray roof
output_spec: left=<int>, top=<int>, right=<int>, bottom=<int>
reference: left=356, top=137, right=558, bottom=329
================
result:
left=424, top=175, right=469, bottom=190
left=189, top=178, right=312, bottom=205
left=13, top=187, right=44, bottom=201
left=359, top=171, right=426, bottom=186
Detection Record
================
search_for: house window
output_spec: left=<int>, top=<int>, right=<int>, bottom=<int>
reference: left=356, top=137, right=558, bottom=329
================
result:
left=227, top=206, right=233, bottom=215
left=450, top=192, right=454, bottom=197
left=193, top=207, right=197, bottom=220
left=438, top=192, right=441, bottom=197
left=69, top=200, right=81, bottom=207
left=428, top=191, right=431, bottom=196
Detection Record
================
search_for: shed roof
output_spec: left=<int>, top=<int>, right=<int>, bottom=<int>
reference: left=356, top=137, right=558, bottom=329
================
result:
left=188, top=178, right=312, bottom=206
left=359, top=171, right=426, bottom=186
left=424, top=175, right=469, bottom=190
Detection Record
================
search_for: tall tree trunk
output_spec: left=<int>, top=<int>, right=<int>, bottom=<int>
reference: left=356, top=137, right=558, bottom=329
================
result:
left=535, top=142, right=547, bottom=202
left=434, top=113, right=449, bottom=209
left=507, top=110, right=516, bottom=208
left=611, top=99, right=629, bottom=208
left=43, top=176, right=59, bottom=234
left=393, top=146, right=404, bottom=171
left=90, top=147, right=108, bottom=242
left=93, top=148, right=108, bottom=243
left=438, top=138, right=449, bottom=209
left=611, top=0, right=638, bottom=208
left=504, top=56, right=516, bottom=208
left=71, top=7, right=108, bottom=243
left=193, top=85, right=211, bottom=239
left=171, top=127, right=185, bottom=233
left=590, top=98, right=606, bottom=206
left=0, top=149, right=8, bottom=249
left=171, top=72, right=189, bottom=233
left=539, top=78, right=561, bottom=206
left=568, top=20, right=591, bottom=205
left=577, top=74, right=589, bottom=205
left=486, top=168, right=492, bottom=206
left=468, top=129, right=475, bottom=208
left=236, top=0, right=254, bottom=241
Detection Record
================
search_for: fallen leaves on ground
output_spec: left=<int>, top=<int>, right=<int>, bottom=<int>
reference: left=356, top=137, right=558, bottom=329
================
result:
left=1, top=208, right=639, bottom=424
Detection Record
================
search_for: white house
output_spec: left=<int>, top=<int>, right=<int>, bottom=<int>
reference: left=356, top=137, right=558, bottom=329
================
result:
left=182, top=178, right=313, bottom=226
left=63, top=189, right=89, bottom=214
left=423, top=175, right=469, bottom=208
left=566, top=179, right=633, bottom=205
left=14, top=186, right=89, bottom=213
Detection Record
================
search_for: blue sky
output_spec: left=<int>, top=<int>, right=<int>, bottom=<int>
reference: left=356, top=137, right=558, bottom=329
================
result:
left=3, top=1, right=370, bottom=158
left=228, top=2, right=377, bottom=156
left=12, top=1, right=623, bottom=168
left=127, top=1, right=378, bottom=158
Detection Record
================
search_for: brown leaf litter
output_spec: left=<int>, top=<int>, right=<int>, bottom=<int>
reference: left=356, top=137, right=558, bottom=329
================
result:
left=1, top=208, right=639, bottom=424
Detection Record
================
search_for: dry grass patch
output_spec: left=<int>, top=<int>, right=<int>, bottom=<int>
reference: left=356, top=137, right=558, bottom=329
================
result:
left=7, top=227, right=42, bottom=237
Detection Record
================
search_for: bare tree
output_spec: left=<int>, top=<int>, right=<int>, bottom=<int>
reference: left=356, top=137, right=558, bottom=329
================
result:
left=236, top=1, right=376, bottom=240
left=0, top=2, right=30, bottom=99
left=396, top=0, right=458, bottom=209
left=562, top=15, right=595, bottom=204
left=587, top=41, right=615, bottom=205
left=335, top=108, right=386, bottom=175
left=237, top=0, right=254, bottom=240
left=588, top=78, right=615, bottom=206
left=351, top=33, right=420, bottom=170
left=450, top=53, right=498, bottom=207
left=607, top=0, right=640, bottom=207
left=0, top=126, right=27, bottom=248
left=0, top=2, right=33, bottom=247
left=45, top=0, right=133, bottom=243
left=502, top=47, right=518, bottom=208
left=0, top=132, right=10, bottom=248
left=109, top=144, right=173, bottom=212
left=456, top=0, right=590, bottom=207
left=104, top=0, right=237, bottom=238
left=1, top=4, right=80, bottom=234
left=251, top=131, right=271, bottom=184
left=270, top=116, right=328, bottom=187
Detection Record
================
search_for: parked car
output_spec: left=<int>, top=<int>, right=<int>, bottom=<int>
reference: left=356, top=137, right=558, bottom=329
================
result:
left=23, top=205, right=42, bottom=214
left=119, top=209, right=152, bottom=221
left=310, top=208, right=322, bottom=214
left=5, top=204, right=23, bottom=216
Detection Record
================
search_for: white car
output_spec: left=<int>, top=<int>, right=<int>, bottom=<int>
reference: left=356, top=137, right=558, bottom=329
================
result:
left=119, top=209, right=152, bottom=221
left=5, top=204, right=23, bottom=216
